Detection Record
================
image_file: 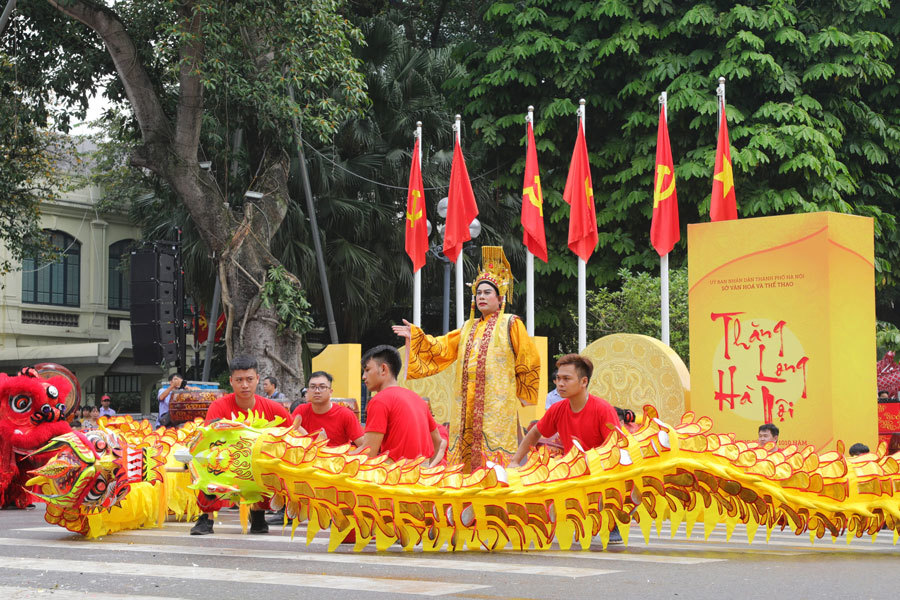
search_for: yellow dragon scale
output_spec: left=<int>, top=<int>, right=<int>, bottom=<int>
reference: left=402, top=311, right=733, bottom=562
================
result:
left=199, top=406, right=900, bottom=551
left=32, top=409, right=900, bottom=548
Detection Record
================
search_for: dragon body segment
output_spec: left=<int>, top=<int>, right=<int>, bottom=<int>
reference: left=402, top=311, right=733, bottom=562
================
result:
left=184, top=408, right=900, bottom=551
left=27, top=409, right=900, bottom=548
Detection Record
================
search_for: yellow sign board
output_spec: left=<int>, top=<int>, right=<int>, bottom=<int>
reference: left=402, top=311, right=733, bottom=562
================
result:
left=688, top=212, right=877, bottom=450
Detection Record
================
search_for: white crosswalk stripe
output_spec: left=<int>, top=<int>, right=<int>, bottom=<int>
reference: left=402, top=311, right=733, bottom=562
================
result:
left=0, top=556, right=488, bottom=597
left=0, top=586, right=189, bottom=600
left=0, top=537, right=615, bottom=578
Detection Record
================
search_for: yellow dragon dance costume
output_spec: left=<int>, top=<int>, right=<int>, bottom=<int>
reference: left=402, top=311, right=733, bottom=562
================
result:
left=406, top=246, right=541, bottom=472
left=28, top=408, right=900, bottom=549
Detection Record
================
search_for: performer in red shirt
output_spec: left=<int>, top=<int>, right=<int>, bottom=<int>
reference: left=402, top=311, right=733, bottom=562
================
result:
left=510, top=354, right=618, bottom=466
left=291, top=370, right=364, bottom=447
left=191, top=355, right=290, bottom=536
left=360, top=345, right=444, bottom=466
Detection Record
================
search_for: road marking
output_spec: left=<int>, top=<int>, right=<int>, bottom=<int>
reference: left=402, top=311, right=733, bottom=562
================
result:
left=0, top=556, right=488, bottom=597
left=519, top=550, right=726, bottom=564
left=0, top=586, right=188, bottom=600
left=0, top=538, right=614, bottom=579
left=0, top=586, right=191, bottom=600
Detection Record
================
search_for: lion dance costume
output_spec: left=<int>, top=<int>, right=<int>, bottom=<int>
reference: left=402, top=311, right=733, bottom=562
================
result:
left=0, top=367, right=73, bottom=508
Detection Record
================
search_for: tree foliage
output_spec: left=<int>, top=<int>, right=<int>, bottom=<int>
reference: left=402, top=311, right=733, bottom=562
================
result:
left=448, top=0, right=900, bottom=344
left=570, top=267, right=689, bottom=363
left=2, top=0, right=368, bottom=394
left=0, top=52, right=75, bottom=274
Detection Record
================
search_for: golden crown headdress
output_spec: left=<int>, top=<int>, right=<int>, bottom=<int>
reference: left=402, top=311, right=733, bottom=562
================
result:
left=470, top=246, right=513, bottom=318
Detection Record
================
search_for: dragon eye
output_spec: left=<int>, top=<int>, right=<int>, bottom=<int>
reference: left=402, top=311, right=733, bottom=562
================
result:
left=10, top=395, right=32, bottom=413
left=84, top=476, right=109, bottom=503
left=57, top=403, right=67, bottom=412
left=46, top=385, right=59, bottom=399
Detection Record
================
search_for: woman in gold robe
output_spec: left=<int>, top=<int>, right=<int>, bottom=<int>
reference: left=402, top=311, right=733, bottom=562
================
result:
left=393, top=247, right=540, bottom=472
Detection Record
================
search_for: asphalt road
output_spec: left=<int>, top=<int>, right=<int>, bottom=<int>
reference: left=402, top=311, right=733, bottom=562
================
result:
left=0, top=506, right=896, bottom=600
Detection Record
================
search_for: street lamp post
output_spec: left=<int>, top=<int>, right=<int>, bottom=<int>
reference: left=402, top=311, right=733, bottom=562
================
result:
left=428, top=197, right=480, bottom=334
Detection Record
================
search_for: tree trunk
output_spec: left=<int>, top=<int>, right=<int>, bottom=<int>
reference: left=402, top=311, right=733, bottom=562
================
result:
left=46, top=0, right=307, bottom=395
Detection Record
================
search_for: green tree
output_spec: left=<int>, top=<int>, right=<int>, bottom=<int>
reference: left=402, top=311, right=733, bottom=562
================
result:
left=4, top=1, right=367, bottom=395
left=447, top=0, right=900, bottom=351
left=569, top=267, right=689, bottom=363
left=0, top=52, right=75, bottom=274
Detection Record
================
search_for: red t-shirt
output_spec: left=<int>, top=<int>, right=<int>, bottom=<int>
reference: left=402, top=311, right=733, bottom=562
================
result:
left=204, top=393, right=291, bottom=425
left=292, top=402, right=364, bottom=447
left=364, top=386, right=437, bottom=462
left=536, top=394, right=618, bottom=453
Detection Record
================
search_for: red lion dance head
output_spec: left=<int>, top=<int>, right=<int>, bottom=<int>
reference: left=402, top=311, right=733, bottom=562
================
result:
left=0, top=366, right=73, bottom=508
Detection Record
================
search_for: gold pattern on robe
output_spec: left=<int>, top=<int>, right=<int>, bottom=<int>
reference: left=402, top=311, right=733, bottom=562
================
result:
left=407, top=314, right=540, bottom=471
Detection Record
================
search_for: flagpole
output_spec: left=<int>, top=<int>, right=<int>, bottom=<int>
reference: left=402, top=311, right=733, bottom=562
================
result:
left=413, top=121, right=423, bottom=327
left=659, top=92, right=671, bottom=347
left=716, top=76, right=725, bottom=134
left=525, top=106, right=536, bottom=336
left=454, top=114, right=464, bottom=329
left=577, top=99, right=587, bottom=352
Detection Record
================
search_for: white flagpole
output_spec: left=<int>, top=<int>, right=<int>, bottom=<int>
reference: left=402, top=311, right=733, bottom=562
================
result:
left=454, top=114, right=465, bottom=329
left=577, top=99, right=587, bottom=352
left=525, top=105, right=535, bottom=336
left=717, top=77, right=725, bottom=133
left=413, top=121, right=423, bottom=327
left=659, top=92, right=670, bottom=347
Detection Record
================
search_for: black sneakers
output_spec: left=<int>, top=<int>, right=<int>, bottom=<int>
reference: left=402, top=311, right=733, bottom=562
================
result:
left=190, top=514, right=214, bottom=535
left=249, top=509, right=269, bottom=534
left=266, top=508, right=286, bottom=525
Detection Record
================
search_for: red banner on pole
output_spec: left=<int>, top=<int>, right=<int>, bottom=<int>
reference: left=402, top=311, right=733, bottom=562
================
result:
left=710, top=101, right=738, bottom=222
left=443, top=136, right=479, bottom=263
left=650, top=104, right=680, bottom=256
left=521, top=121, right=548, bottom=262
left=405, top=138, right=428, bottom=272
left=562, top=122, right=598, bottom=262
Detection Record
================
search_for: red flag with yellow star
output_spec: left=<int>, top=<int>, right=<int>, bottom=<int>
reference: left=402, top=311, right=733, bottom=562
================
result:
left=710, top=103, right=737, bottom=221
left=562, top=122, right=598, bottom=262
left=650, top=104, right=680, bottom=256
left=405, top=138, right=428, bottom=272
left=443, top=136, right=479, bottom=263
left=521, top=121, right=548, bottom=262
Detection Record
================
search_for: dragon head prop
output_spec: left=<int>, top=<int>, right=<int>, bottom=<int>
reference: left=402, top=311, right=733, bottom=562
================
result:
left=26, top=427, right=169, bottom=511
left=182, top=412, right=289, bottom=505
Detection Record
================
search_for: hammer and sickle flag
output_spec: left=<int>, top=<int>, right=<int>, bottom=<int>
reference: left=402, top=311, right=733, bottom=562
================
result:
left=521, top=120, right=548, bottom=262
left=405, top=137, right=428, bottom=272
left=710, top=100, right=738, bottom=222
left=650, top=104, right=680, bottom=256
left=562, top=120, right=598, bottom=262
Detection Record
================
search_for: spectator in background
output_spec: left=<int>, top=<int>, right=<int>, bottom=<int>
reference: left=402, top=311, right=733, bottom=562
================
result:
left=81, top=406, right=100, bottom=431
left=289, top=387, right=308, bottom=413
left=157, top=373, right=197, bottom=427
left=262, top=376, right=289, bottom=410
left=615, top=406, right=639, bottom=434
left=545, top=371, right=562, bottom=410
left=878, top=390, right=894, bottom=403
left=848, top=443, right=869, bottom=457
left=98, top=395, right=116, bottom=418
left=888, top=433, right=900, bottom=456
left=758, top=423, right=779, bottom=448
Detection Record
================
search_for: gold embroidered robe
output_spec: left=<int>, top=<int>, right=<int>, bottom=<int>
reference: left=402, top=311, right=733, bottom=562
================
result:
left=407, top=313, right=540, bottom=472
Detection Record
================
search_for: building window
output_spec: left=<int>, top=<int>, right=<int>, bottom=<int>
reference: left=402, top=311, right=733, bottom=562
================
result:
left=108, top=239, right=135, bottom=311
left=21, top=230, right=80, bottom=307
